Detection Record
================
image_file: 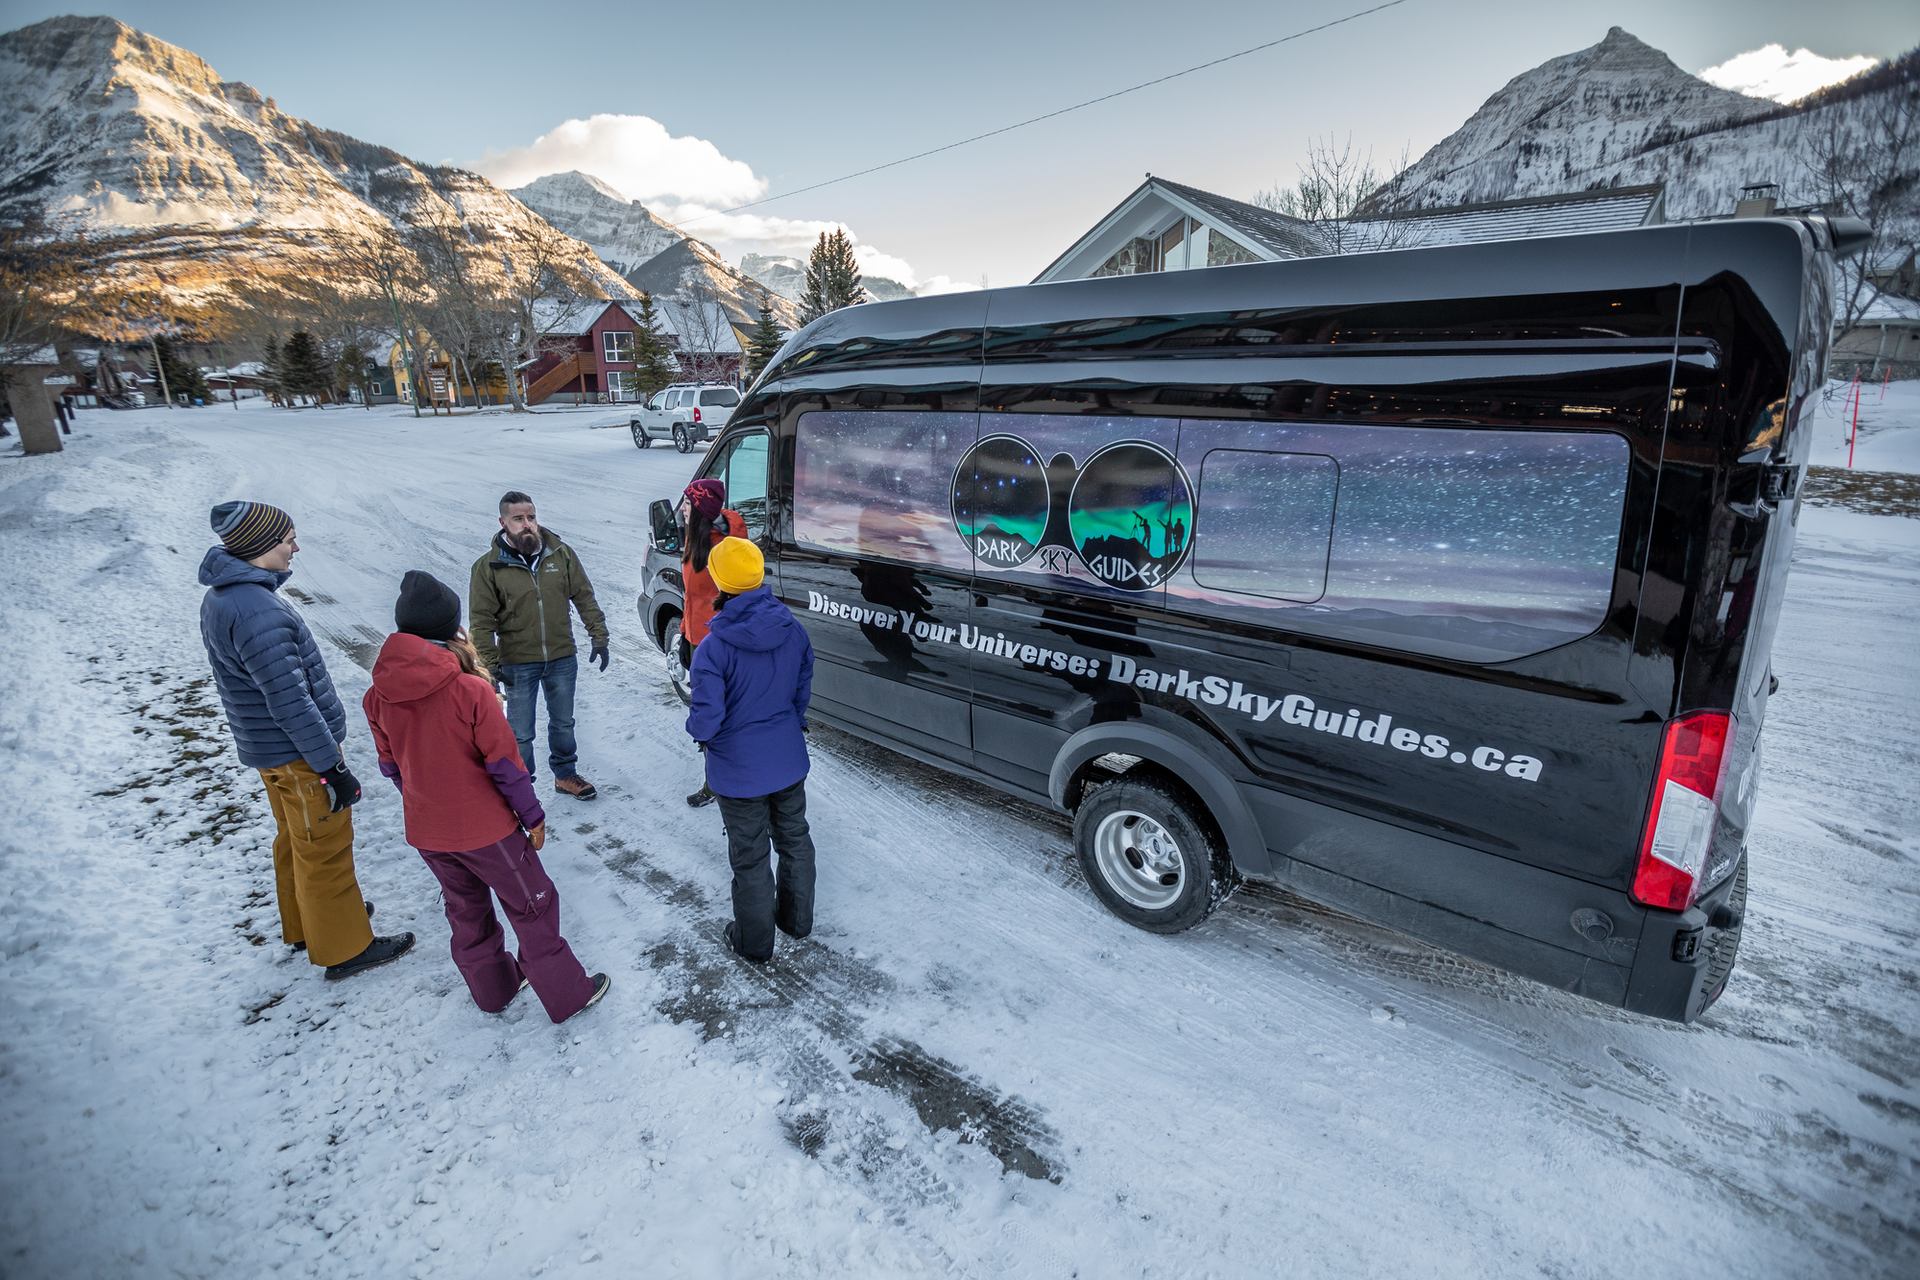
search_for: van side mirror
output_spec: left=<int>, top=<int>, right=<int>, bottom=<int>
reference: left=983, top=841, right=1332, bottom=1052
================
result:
left=649, top=498, right=682, bottom=553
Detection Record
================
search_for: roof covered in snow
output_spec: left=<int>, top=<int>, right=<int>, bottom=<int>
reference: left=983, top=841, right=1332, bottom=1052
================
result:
left=1341, top=184, right=1666, bottom=251
left=1036, top=174, right=1668, bottom=281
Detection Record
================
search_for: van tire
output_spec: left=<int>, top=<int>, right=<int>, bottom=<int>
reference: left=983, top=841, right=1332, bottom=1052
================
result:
left=631, top=423, right=651, bottom=449
left=673, top=424, right=692, bottom=453
left=658, top=609, right=691, bottom=704
left=1073, top=775, right=1228, bottom=934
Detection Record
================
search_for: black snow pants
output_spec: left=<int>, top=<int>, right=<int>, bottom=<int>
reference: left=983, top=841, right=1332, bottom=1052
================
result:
left=716, top=780, right=816, bottom=960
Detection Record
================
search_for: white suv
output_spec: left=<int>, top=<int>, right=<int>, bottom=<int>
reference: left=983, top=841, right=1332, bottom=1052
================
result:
left=630, top=383, right=741, bottom=453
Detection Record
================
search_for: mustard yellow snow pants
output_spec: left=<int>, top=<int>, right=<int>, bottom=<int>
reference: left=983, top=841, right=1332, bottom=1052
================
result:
left=258, top=761, right=372, bottom=967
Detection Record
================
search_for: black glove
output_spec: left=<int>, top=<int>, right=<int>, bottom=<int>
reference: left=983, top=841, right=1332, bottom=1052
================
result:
left=590, top=641, right=609, bottom=672
left=319, top=762, right=362, bottom=813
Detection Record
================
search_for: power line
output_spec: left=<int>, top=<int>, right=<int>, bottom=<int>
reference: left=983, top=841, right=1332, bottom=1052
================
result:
left=679, top=0, right=1410, bottom=226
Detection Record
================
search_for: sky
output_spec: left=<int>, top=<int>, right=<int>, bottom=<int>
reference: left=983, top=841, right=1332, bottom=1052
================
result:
left=3, top=0, right=1915, bottom=289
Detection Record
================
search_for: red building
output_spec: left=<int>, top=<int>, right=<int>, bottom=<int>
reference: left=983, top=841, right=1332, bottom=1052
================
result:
left=522, top=300, right=744, bottom=405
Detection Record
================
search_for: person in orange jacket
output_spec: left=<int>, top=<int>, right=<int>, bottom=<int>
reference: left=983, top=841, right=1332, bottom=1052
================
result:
left=678, top=477, right=747, bottom=808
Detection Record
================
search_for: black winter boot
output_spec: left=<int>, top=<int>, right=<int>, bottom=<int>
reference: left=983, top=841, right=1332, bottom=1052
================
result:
left=325, top=932, right=416, bottom=981
left=685, top=784, right=716, bottom=808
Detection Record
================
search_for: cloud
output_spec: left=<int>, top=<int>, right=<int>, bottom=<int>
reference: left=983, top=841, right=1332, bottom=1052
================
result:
left=475, top=114, right=765, bottom=206
left=1697, top=44, right=1879, bottom=104
left=478, top=113, right=975, bottom=295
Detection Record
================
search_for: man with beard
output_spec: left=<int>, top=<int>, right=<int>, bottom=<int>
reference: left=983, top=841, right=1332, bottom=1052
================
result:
left=469, top=491, right=610, bottom=801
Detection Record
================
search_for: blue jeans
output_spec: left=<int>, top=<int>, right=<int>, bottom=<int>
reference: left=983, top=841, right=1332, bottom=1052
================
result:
left=501, top=655, right=578, bottom=782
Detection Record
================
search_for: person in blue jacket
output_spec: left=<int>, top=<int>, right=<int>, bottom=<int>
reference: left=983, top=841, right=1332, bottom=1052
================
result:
left=198, top=500, right=414, bottom=981
left=684, top=537, right=816, bottom=962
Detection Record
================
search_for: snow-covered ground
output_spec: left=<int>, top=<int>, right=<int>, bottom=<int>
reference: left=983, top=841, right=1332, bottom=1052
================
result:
left=2, top=399, right=1916, bottom=1279
left=1807, top=376, right=1920, bottom=473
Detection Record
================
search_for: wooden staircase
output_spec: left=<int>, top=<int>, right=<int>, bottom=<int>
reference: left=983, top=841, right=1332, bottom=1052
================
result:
left=525, top=351, right=589, bottom=405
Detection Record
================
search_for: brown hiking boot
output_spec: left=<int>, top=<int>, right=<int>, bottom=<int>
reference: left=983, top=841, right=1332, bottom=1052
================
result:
left=554, top=774, right=598, bottom=801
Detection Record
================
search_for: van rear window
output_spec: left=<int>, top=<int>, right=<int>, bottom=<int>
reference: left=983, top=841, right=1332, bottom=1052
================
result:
left=700, top=389, right=740, bottom=407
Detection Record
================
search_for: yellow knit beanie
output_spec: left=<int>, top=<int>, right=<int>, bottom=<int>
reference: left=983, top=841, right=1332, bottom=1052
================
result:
left=708, top=536, right=764, bottom=595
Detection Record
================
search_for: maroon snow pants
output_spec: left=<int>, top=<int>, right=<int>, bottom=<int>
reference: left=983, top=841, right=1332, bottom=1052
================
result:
left=419, top=831, right=594, bottom=1023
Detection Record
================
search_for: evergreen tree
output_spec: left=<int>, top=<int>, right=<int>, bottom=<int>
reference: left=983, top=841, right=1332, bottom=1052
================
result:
left=260, top=335, right=285, bottom=406
left=334, top=339, right=374, bottom=409
left=797, top=230, right=867, bottom=325
left=628, top=293, right=678, bottom=400
left=148, top=334, right=208, bottom=404
left=744, top=294, right=786, bottom=383
left=280, top=330, right=330, bottom=404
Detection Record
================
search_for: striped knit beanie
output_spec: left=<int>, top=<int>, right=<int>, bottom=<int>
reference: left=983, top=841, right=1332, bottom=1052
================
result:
left=210, top=501, right=294, bottom=562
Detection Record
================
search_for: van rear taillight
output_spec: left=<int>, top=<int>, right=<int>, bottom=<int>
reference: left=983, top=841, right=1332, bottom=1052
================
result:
left=692, top=406, right=702, bottom=424
left=1631, top=711, right=1734, bottom=912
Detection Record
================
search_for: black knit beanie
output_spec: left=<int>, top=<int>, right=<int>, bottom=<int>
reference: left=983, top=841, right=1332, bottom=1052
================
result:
left=394, top=570, right=461, bottom=642
left=210, top=500, right=293, bottom=562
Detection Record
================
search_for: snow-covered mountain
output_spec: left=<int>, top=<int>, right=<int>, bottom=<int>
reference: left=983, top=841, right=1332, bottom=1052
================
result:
left=509, top=171, right=686, bottom=277
left=0, top=16, right=632, bottom=310
left=739, top=252, right=915, bottom=305
left=1374, top=27, right=1913, bottom=223
left=625, top=237, right=802, bottom=331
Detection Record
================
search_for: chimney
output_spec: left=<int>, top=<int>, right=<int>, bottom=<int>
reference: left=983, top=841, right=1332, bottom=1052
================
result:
left=1735, top=182, right=1780, bottom=218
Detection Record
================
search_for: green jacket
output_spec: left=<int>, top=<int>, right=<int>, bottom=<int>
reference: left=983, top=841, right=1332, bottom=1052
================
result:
left=468, top=527, right=609, bottom=672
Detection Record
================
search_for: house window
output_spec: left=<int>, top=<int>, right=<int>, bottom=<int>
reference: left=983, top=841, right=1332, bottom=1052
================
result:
left=607, top=372, right=640, bottom=401
left=602, top=330, right=634, bottom=363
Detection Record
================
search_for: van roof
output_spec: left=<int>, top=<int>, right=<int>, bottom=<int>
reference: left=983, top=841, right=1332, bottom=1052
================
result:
left=765, top=216, right=1852, bottom=384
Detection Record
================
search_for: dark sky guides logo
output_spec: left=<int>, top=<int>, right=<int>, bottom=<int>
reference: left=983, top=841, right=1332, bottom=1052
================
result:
left=951, top=435, right=1196, bottom=591
left=1067, top=441, right=1195, bottom=591
left=952, top=434, right=1049, bottom=568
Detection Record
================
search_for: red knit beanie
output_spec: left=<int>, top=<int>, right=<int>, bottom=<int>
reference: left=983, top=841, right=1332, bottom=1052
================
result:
left=683, top=478, right=725, bottom=520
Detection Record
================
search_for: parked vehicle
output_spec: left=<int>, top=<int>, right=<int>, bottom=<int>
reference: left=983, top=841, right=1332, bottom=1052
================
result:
left=630, top=383, right=740, bottom=452
left=639, top=216, right=1860, bottom=1023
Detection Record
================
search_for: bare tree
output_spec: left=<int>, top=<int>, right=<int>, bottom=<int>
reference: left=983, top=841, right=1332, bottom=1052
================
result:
left=496, top=219, right=603, bottom=411
left=0, top=218, right=87, bottom=451
left=1799, top=80, right=1920, bottom=338
left=1254, top=135, right=1427, bottom=254
left=334, top=227, right=432, bottom=416
left=662, top=273, right=737, bottom=385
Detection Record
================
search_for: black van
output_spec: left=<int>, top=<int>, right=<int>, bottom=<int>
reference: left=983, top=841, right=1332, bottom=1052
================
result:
left=640, top=217, right=1859, bottom=1024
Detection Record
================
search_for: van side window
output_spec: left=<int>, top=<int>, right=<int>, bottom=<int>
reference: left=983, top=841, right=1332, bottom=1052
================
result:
left=1169, top=422, right=1630, bottom=663
left=792, top=410, right=977, bottom=570
left=712, top=432, right=769, bottom=540
left=1191, top=450, right=1338, bottom=602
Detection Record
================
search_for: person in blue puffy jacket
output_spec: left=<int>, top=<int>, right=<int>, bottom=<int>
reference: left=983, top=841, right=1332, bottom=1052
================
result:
left=684, top=537, right=816, bottom=962
left=198, top=501, right=414, bottom=981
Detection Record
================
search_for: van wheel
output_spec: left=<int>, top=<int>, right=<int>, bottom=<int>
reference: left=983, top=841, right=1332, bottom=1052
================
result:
left=673, top=424, right=691, bottom=453
left=660, top=613, right=691, bottom=704
left=631, top=423, right=651, bottom=449
left=1073, top=775, right=1227, bottom=934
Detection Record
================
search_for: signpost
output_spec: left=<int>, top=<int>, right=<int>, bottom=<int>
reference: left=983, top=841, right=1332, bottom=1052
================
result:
left=427, top=362, right=453, bottom=416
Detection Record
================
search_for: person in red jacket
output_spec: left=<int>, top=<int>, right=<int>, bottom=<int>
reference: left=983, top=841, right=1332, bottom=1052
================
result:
left=363, top=570, right=609, bottom=1022
left=678, top=477, right=747, bottom=809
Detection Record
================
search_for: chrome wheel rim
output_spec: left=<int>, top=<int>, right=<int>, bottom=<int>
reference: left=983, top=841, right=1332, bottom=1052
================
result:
left=1091, top=809, right=1185, bottom=911
left=664, top=631, right=689, bottom=694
